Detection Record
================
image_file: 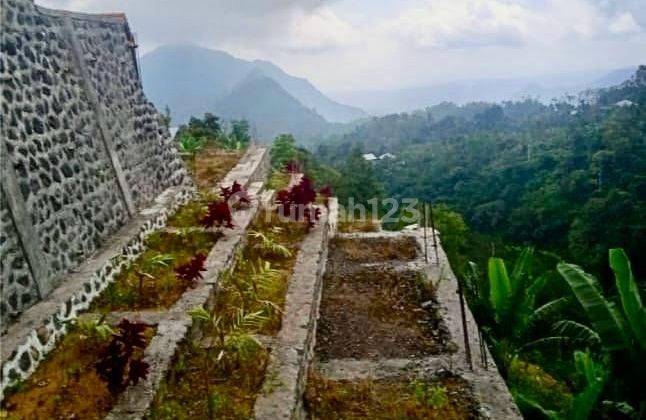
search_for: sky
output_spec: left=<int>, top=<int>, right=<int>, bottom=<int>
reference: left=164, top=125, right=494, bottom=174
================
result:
left=37, top=0, right=646, bottom=93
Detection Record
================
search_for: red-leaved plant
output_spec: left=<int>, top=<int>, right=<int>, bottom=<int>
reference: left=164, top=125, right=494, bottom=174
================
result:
left=95, top=319, right=150, bottom=393
left=200, top=201, right=234, bottom=229
left=220, top=181, right=251, bottom=208
left=175, top=253, right=207, bottom=285
left=276, top=177, right=321, bottom=227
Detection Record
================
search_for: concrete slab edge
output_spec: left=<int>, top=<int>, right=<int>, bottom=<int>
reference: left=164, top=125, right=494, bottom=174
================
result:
left=253, top=202, right=336, bottom=420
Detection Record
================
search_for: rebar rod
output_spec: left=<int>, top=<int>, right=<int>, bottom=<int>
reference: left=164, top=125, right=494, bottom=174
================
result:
left=457, top=278, right=473, bottom=370
left=428, top=202, right=440, bottom=264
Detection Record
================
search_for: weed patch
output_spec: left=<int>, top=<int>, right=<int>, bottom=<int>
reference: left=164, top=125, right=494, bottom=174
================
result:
left=192, top=148, right=244, bottom=191
left=2, top=321, right=154, bottom=419
left=333, top=237, right=418, bottom=262
left=90, top=230, right=221, bottom=311
left=304, top=372, right=480, bottom=419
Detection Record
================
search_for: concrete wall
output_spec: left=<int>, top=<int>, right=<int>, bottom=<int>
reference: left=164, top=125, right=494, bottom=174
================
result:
left=0, top=0, right=188, bottom=325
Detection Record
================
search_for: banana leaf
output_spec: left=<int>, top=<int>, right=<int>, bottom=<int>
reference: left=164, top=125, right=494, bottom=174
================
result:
left=609, top=248, right=646, bottom=351
left=558, top=262, right=630, bottom=351
left=568, top=351, right=608, bottom=420
left=489, top=257, right=512, bottom=323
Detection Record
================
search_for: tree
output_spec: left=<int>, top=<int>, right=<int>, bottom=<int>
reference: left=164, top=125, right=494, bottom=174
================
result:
left=336, top=148, right=384, bottom=209
left=270, top=134, right=297, bottom=169
left=178, top=113, right=222, bottom=143
left=178, top=134, right=205, bottom=173
left=229, top=120, right=251, bottom=148
left=161, top=105, right=171, bottom=129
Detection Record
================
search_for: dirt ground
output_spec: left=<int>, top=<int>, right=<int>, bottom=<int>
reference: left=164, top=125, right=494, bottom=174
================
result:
left=316, top=239, right=449, bottom=360
left=190, top=147, right=244, bottom=191
left=331, top=236, right=418, bottom=263
left=2, top=326, right=154, bottom=420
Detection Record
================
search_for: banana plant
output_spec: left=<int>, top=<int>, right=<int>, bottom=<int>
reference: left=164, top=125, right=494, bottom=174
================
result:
left=514, top=351, right=608, bottom=420
left=178, top=134, right=205, bottom=173
left=557, top=248, right=645, bottom=355
left=486, top=248, right=549, bottom=341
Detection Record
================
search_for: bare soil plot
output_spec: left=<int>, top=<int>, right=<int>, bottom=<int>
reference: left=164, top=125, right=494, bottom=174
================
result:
left=316, top=241, right=449, bottom=359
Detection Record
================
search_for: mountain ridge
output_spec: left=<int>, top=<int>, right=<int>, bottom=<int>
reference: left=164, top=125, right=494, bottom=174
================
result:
left=333, top=66, right=639, bottom=115
left=214, top=75, right=328, bottom=140
left=140, top=45, right=365, bottom=138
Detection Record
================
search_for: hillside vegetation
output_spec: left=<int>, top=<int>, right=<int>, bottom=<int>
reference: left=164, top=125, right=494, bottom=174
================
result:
left=317, top=66, right=646, bottom=281
left=311, top=66, right=646, bottom=419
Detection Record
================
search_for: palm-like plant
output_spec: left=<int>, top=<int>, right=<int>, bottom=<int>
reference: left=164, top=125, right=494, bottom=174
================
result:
left=135, top=253, right=174, bottom=297
left=178, top=134, right=205, bottom=173
left=556, top=248, right=645, bottom=356
left=249, top=229, right=292, bottom=258
left=188, top=305, right=266, bottom=418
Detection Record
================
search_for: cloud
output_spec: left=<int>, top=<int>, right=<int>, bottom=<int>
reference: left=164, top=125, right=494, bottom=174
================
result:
left=37, top=0, right=337, bottom=53
left=383, top=0, right=531, bottom=49
left=381, top=0, right=644, bottom=50
left=281, top=7, right=361, bottom=52
left=35, top=0, right=644, bottom=92
left=609, top=12, right=642, bottom=34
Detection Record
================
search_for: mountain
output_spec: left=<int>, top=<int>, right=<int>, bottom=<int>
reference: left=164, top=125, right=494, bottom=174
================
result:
left=214, top=72, right=328, bottom=141
left=140, top=45, right=365, bottom=139
left=250, top=60, right=365, bottom=123
left=140, top=46, right=245, bottom=124
left=334, top=66, right=639, bottom=115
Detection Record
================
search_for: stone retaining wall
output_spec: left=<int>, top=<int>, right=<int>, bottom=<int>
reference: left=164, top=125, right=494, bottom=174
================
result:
left=0, top=146, right=268, bottom=401
left=0, top=0, right=188, bottom=325
left=0, top=185, right=192, bottom=398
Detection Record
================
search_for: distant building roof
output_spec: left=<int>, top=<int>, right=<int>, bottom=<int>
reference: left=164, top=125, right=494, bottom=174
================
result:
left=615, top=99, right=634, bottom=107
left=379, top=153, right=395, bottom=159
left=362, top=153, right=377, bottom=161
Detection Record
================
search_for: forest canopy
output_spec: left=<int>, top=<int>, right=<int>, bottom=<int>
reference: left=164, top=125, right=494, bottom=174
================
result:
left=315, top=66, right=646, bottom=282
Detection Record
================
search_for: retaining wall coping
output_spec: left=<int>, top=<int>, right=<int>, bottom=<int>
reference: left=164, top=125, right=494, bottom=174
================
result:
left=415, top=231, right=522, bottom=419
left=253, top=203, right=334, bottom=420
